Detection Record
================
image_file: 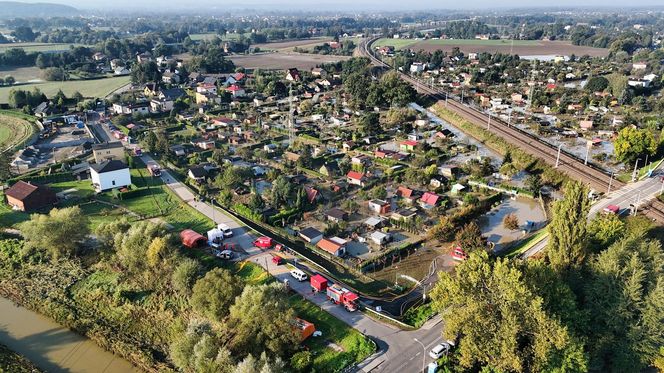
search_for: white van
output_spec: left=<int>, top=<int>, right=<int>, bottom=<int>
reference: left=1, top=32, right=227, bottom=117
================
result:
left=290, top=269, right=308, bottom=282
left=218, top=223, right=233, bottom=237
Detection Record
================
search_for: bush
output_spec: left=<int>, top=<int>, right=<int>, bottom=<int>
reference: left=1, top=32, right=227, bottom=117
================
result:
left=291, top=351, right=313, bottom=372
left=503, top=213, right=519, bottom=230
left=403, top=302, right=435, bottom=328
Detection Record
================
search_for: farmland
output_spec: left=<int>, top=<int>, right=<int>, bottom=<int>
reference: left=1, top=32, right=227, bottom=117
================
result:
left=0, top=112, right=36, bottom=152
left=0, top=76, right=131, bottom=103
left=0, top=66, right=42, bottom=84
left=373, top=38, right=609, bottom=57
left=229, top=52, right=351, bottom=70
left=0, top=42, right=84, bottom=53
left=251, top=37, right=333, bottom=52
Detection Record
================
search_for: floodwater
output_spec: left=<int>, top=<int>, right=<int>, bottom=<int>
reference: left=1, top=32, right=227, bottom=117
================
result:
left=479, top=196, right=547, bottom=249
left=0, top=296, right=137, bottom=373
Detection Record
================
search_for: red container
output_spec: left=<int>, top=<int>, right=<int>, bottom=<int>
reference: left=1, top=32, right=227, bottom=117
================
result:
left=310, top=274, right=328, bottom=292
left=254, top=236, right=273, bottom=248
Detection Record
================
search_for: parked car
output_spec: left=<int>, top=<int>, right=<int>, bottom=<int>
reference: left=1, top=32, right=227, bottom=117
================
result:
left=271, top=255, right=284, bottom=265
left=429, top=341, right=455, bottom=359
left=290, top=268, right=308, bottom=282
left=214, top=250, right=233, bottom=260
left=218, top=223, right=233, bottom=237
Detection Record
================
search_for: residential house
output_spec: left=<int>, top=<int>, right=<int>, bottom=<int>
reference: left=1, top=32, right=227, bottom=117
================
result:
left=192, top=138, right=216, bottom=150
left=400, top=140, right=417, bottom=152
left=364, top=216, right=387, bottom=230
left=136, top=52, right=152, bottom=63
left=195, top=92, right=221, bottom=105
left=451, top=183, right=466, bottom=195
left=410, top=62, right=425, bottom=73
left=90, top=160, right=131, bottom=192
left=188, top=166, right=208, bottom=182
left=319, top=162, right=340, bottom=177
left=311, top=68, right=327, bottom=77
left=143, top=83, right=159, bottom=96
left=419, top=192, right=440, bottom=208
left=286, top=68, right=301, bottom=81
left=162, top=71, right=181, bottom=84
left=439, top=165, right=460, bottom=178
left=159, top=88, right=186, bottom=101
left=92, top=141, right=124, bottom=163
left=317, top=237, right=346, bottom=257
left=170, top=144, right=186, bottom=157
left=632, top=62, right=647, bottom=70
left=346, top=171, right=367, bottom=187
left=299, top=227, right=323, bottom=244
left=226, top=84, right=246, bottom=98
left=579, top=120, right=594, bottom=130
left=368, top=199, right=391, bottom=214
left=325, top=208, right=348, bottom=223
left=396, top=186, right=418, bottom=204
left=114, top=67, right=130, bottom=76
left=369, top=231, right=391, bottom=246
left=391, top=207, right=418, bottom=221
left=112, top=102, right=150, bottom=116
left=5, top=181, right=57, bottom=211
left=197, top=83, right=217, bottom=95
left=150, top=99, right=174, bottom=113
left=435, top=129, right=454, bottom=139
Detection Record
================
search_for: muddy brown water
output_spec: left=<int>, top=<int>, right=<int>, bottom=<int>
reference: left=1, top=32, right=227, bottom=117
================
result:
left=0, top=296, right=137, bottom=373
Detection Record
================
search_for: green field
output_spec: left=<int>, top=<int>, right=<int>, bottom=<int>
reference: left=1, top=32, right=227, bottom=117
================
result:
left=373, top=38, right=539, bottom=50
left=0, top=76, right=131, bottom=103
left=0, top=42, right=86, bottom=53
left=0, top=111, right=36, bottom=151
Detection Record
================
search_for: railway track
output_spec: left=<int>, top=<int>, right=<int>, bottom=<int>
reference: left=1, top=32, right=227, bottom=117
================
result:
left=359, top=38, right=621, bottom=192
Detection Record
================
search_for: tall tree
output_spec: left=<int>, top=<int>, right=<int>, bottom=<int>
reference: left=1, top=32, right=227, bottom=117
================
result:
left=431, top=251, right=587, bottom=372
left=547, top=181, right=590, bottom=271
left=584, top=235, right=664, bottom=372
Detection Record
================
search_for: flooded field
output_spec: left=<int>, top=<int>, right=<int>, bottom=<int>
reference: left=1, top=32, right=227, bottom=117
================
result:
left=0, top=296, right=136, bottom=373
left=478, top=196, right=547, bottom=249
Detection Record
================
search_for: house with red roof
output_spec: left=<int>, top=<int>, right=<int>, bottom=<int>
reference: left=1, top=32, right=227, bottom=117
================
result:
left=317, top=237, right=346, bottom=257
left=400, top=140, right=418, bottom=152
left=396, top=186, right=418, bottom=204
left=419, top=192, right=441, bottom=208
left=226, top=84, right=246, bottom=98
left=346, top=171, right=367, bottom=187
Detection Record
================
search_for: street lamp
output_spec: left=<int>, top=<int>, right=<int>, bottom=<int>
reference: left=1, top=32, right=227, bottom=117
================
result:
left=414, top=338, right=426, bottom=373
left=555, top=144, right=562, bottom=168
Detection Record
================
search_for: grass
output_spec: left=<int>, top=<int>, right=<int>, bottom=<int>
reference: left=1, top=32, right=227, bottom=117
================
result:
left=0, top=113, right=35, bottom=151
left=616, top=157, right=663, bottom=183
left=0, top=42, right=87, bottom=53
left=0, top=66, right=42, bottom=83
left=0, top=76, right=131, bottom=103
left=373, top=38, right=539, bottom=50
left=288, top=294, right=376, bottom=372
left=503, top=229, right=548, bottom=258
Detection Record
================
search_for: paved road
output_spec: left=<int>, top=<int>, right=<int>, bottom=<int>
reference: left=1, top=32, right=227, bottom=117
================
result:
left=523, top=168, right=663, bottom=258
left=138, top=154, right=446, bottom=372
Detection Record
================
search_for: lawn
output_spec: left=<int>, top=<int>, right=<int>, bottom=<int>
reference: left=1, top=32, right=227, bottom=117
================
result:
left=289, top=294, right=376, bottom=372
left=0, top=66, right=42, bottom=83
left=0, top=112, right=36, bottom=151
left=0, top=42, right=87, bottom=53
left=0, top=76, right=131, bottom=103
left=372, top=38, right=420, bottom=50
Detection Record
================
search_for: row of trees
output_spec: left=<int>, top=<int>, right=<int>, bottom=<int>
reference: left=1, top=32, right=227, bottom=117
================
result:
left=431, top=181, right=664, bottom=372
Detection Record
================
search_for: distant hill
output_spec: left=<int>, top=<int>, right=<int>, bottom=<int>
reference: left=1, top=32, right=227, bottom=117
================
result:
left=0, top=1, right=78, bottom=18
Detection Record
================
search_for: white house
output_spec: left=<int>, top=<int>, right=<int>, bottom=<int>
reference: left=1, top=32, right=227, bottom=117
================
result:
left=90, top=160, right=131, bottom=192
left=112, top=102, right=150, bottom=115
left=410, top=62, right=425, bottom=73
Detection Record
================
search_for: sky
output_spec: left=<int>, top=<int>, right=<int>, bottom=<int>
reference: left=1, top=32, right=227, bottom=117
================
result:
left=12, top=0, right=664, bottom=11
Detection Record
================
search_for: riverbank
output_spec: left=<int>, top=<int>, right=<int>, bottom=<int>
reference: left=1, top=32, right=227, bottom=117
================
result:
left=0, top=296, right=136, bottom=373
left=0, top=342, right=41, bottom=373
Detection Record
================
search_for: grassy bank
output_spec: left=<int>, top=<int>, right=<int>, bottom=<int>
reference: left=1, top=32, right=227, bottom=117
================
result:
left=0, top=112, right=36, bottom=151
left=0, top=343, right=41, bottom=373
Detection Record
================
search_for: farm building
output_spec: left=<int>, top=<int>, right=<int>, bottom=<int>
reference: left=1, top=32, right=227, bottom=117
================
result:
left=4, top=181, right=57, bottom=212
left=299, top=227, right=323, bottom=244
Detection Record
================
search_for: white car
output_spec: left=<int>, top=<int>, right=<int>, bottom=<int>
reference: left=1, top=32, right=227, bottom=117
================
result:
left=218, top=223, right=233, bottom=237
left=429, top=341, right=454, bottom=359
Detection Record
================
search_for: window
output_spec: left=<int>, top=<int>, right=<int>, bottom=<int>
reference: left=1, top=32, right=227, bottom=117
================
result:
left=112, top=180, right=116, bottom=186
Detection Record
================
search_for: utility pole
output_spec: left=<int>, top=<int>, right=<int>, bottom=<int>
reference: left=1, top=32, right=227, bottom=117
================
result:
left=555, top=144, right=562, bottom=168
left=632, top=158, right=641, bottom=182
left=607, top=172, right=613, bottom=195
left=507, top=111, right=511, bottom=127
left=487, top=113, right=491, bottom=129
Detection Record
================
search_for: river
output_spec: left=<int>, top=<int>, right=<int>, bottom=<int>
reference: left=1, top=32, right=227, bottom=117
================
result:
left=0, top=296, right=137, bottom=373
